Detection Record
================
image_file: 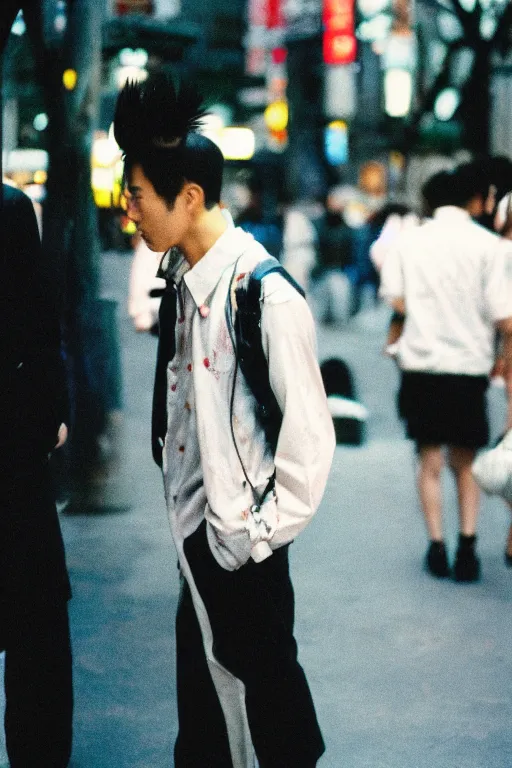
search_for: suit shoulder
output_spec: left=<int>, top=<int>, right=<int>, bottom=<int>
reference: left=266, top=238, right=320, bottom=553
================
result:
left=3, top=183, right=32, bottom=209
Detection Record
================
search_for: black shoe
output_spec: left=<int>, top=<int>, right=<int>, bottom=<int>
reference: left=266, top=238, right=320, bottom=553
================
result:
left=505, top=524, right=512, bottom=568
left=454, top=535, right=481, bottom=582
left=425, top=540, right=450, bottom=578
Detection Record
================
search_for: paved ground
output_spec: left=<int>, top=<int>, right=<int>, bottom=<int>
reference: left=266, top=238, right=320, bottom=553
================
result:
left=1, top=251, right=511, bottom=767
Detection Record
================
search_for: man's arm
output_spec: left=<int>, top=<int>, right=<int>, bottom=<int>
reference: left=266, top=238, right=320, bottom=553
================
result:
left=260, top=285, right=336, bottom=549
left=3, top=185, right=69, bottom=451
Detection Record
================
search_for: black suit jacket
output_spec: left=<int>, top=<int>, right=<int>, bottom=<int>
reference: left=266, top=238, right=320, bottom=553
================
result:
left=0, top=184, right=68, bottom=467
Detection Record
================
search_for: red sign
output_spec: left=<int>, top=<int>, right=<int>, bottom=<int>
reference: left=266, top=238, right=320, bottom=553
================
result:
left=267, top=0, right=283, bottom=28
left=323, top=0, right=354, bottom=33
left=323, top=0, right=356, bottom=64
left=323, top=30, right=357, bottom=64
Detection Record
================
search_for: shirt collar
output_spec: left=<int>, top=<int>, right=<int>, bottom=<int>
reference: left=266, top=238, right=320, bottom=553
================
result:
left=155, top=209, right=241, bottom=298
left=157, top=246, right=189, bottom=284
left=183, top=225, right=252, bottom=308
left=433, top=206, right=471, bottom=222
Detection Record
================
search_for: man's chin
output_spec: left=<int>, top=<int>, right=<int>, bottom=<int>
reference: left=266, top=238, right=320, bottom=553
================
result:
left=144, top=237, right=175, bottom=253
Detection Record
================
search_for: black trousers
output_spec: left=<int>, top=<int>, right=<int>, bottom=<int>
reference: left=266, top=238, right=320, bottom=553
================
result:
left=0, top=459, right=73, bottom=767
left=175, top=521, right=325, bottom=768
left=2, top=603, right=73, bottom=767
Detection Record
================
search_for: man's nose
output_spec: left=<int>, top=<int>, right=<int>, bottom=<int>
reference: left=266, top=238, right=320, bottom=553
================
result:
left=126, top=200, right=139, bottom=222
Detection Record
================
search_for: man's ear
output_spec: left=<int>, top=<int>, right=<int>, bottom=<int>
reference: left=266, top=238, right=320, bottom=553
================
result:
left=466, top=195, right=484, bottom=218
left=184, top=182, right=205, bottom=211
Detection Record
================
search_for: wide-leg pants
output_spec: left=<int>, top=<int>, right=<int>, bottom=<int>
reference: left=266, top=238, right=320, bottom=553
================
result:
left=175, top=520, right=325, bottom=768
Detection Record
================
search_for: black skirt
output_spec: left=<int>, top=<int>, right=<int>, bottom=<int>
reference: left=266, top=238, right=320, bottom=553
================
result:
left=398, top=371, right=489, bottom=449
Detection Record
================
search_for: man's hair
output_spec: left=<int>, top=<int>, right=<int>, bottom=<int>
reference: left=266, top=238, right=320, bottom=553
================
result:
left=421, top=170, right=454, bottom=213
left=113, top=72, right=224, bottom=209
left=450, top=162, right=491, bottom=208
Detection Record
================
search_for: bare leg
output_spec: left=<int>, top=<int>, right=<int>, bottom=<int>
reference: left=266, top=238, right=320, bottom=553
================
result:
left=505, top=503, right=512, bottom=566
left=417, top=445, right=444, bottom=541
left=448, top=446, right=480, bottom=535
left=448, top=446, right=481, bottom=582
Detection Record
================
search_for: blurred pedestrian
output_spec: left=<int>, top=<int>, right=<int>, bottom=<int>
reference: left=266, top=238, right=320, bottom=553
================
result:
left=369, top=203, right=420, bottom=352
left=313, top=190, right=355, bottom=325
left=489, top=188, right=512, bottom=565
left=0, top=183, right=73, bottom=766
left=380, top=164, right=512, bottom=582
left=236, top=176, right=284, bottom=261
left=280, top=198, right=319, bottom=294
left=494, top=190, right=512, bottom=240
left=128, top=231, right=164, bottom=333
left=113, top=73, right=335, bottom=767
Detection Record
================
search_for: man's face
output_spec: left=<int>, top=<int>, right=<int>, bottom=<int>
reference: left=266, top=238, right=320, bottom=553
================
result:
left=124, top=163, right=188, bottom=252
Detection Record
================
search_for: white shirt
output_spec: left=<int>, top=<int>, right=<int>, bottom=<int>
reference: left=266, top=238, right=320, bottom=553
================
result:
left=162, top=225, right=335, bottom=571
left=380, top=207, right=512, bottom=375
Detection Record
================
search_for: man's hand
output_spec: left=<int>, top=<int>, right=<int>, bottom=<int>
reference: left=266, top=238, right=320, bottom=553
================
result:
left=54, top=423, right=68, bottom=450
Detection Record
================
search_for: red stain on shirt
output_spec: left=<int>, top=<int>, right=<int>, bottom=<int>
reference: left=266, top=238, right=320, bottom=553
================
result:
left=171, top=384, right=177, bottom=392
left=187, top=363, right=193, bottom=372
left=178, top=445, right=185, bottom=453
left=236, top=273, right=247, bottom=282
left=203, top=358, right=210, bottom=368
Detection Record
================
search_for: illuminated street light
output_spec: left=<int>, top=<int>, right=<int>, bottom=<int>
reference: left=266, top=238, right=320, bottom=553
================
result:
left=384, top=68, right=413, bottom=117
left=63, top=69, right=78, bottom=91
left=434, top=88, right=460, bottom=121
left=33, top=113, right=49, bottom=131
left=264, top=101, right=289, bottom=132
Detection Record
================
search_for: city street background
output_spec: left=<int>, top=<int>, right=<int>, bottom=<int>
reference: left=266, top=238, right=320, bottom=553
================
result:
left=1, top=250, right=511, bottom=768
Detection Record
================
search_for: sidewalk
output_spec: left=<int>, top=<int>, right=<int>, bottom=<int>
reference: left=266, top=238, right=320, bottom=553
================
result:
left=1, top=251, right=511, bottom=767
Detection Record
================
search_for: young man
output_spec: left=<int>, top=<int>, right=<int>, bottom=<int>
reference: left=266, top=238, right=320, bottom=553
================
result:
left=0, top=183, right=73, bottom=767
left=380, top=164, right=512, bottom=582
left=114, top=75, right=335, bottom=767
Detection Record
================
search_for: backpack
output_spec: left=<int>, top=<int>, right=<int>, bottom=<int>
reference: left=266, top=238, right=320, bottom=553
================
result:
left=151, top=256, right=304, bottom=467
left=227, top=257, right=305, bottom=454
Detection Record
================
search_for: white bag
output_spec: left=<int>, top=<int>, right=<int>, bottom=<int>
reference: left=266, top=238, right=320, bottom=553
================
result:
left=471, top=430, right=512, bottom=502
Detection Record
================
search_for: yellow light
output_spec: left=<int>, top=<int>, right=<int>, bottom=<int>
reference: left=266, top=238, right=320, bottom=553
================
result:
left=62, top=69, right=78, bottom=91
left=264, top=101, right=289, bottom=132
left=204, top=127, right=255, bottom=161
left=121, top=219, right=137, bottom=235
left=327, top=120, right=347, bottom=131
left=33, top=170, right=47, bottom=184
left=92, top=137, right=121, bottom=168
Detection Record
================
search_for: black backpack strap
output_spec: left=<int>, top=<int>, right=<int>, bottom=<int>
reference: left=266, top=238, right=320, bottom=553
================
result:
left=231, top=257, right=305, bottom=454
left=248, top=257, right=305, bottom=299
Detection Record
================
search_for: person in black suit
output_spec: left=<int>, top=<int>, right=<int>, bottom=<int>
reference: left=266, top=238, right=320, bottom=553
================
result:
left=0, top=183, right=73, bottom=767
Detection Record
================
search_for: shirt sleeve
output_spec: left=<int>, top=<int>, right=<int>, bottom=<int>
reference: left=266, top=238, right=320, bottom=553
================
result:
left=379, top=241, right=404, bottom=303
left=260, top=283, right=336, bottom=549
left=483, top=241, right=512, bottom=323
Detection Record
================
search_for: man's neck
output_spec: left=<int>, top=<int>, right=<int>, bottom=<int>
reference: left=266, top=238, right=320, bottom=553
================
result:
left=181, top=207, right=228, bottom=268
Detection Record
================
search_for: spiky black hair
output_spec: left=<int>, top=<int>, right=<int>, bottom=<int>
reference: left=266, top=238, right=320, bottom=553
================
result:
left=113, top=72, right=224, bottom=209
left=113, top=72, right=207, bottom=153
